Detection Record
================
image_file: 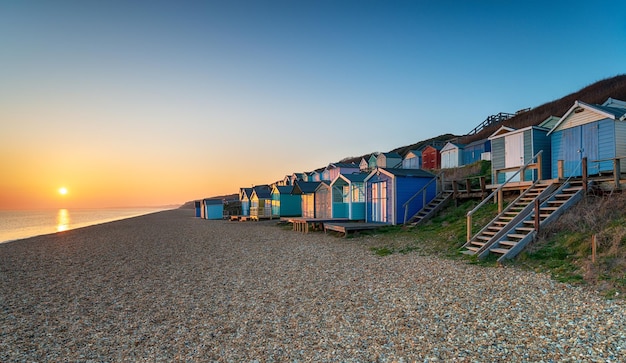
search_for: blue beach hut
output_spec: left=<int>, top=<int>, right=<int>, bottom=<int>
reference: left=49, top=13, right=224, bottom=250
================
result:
left=194, top=201, right=201, bottom=217
left=364, top=168, right=437, bottom=225
left=463, top=139, right=491, bottom=165
left=271, top=185, right=302, bottom=217
left=239, top=188, right=253, bottom=216
left=202, top=199, right=224, bottom=220
left=548, top=99, right=626, bottom=178
left=331, top=173, right=367, bottom=220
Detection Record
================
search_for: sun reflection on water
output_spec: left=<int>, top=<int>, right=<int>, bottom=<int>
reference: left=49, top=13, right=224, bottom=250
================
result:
left=57, top=209, right=70, bottom=232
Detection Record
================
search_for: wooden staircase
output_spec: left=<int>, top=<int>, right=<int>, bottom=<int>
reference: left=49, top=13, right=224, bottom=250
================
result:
left=461, top=181, right=558, bottom=255
left=483, top=182, right=584, bottom=262
left=407, top=192, right=452, bottom=226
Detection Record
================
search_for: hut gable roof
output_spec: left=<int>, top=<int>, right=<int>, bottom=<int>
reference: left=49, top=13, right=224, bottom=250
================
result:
left=464, top=138, right=488, bottom=148
left=251, top=185, right=272, bottom=199
left=240, top=187, right=253, bottom=199
left=272, top=185, right=294, bottom=194
left=548, top=100, right=626, bottom=136
left=292, top=181, right=321, bottom=194
left=488, top=126, right=517, bottom=139
left=366, top=167, right=435, bottom=181
left=333, top=173, right=368, bottom=185
left=314, top=181, right=330, bottom=192
left=441, top=142, right=465, bottom=152
left=602, top=97, right=626, bottom=109
left=203, top=198, right=223, bottom=205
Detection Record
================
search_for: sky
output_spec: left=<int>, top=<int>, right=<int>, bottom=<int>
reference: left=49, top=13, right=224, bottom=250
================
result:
left=1, top=0, right=625, bottom=209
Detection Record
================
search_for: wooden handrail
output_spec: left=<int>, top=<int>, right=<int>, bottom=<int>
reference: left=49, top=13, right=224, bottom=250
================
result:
left=466, top=150, right=543, bottom=241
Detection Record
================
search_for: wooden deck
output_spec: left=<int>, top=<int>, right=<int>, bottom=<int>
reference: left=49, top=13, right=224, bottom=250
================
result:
left=323, top=222, right=386, bottom=238
left=249, top=215, right=275, bottom=221
left=291, top=218, right=349, bottom=233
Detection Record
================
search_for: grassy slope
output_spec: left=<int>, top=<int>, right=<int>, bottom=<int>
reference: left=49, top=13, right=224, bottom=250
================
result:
left=357, top=186, right=626, bottom=300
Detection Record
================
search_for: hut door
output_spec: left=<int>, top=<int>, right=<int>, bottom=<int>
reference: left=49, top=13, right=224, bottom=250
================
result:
left=582, top=123, right=599, bottom=175
left=370, top=181, right=387, bottom=223
left=504, top=133, right=524, bottom=181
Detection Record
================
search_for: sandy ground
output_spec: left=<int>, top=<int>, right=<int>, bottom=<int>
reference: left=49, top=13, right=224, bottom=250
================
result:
left=1, top=209, right=624, bottom=362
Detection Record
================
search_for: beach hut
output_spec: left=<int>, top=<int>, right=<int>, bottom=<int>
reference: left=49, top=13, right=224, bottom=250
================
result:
left=202, top=199, right=224, bottom=220
left=292, top=181, right=321, bottom=218
left=239, top=188, right=253, bottom=216
left=489, top=123, right=551, bottom=184
left=421, top=145, right=442, bottom=170
left=314, top=181, right=332, bottom=219
left=309, top=170, right=322, bottom=182
left=376, top=152, right=403, bottom=168
left=331, top=173, right=367, bottom=220
left=194, top=200, right=202, bottom=218
left=368, top=154, right=379, bottom=170
left=364, top=168, right=437, bottom=225
left=271, top=185, right=302, bottom=217
left=325, top=162, right=360, bottom=181
left=462, top=138, right=491, bottom=165
left=402, top=150, right=422, bottom=169
left=289, top=173, right=305, bottom=185
left=249, top=185, right=272, bottom=219
left=359, top=157, right=370, bottom=172
left=548, top=98, right=626, bottom=178
left=440, top=142, right=465, bottom=169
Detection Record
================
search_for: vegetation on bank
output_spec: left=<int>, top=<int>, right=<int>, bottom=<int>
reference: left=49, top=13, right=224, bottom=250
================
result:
left=360, top=189, right=626, bottom=300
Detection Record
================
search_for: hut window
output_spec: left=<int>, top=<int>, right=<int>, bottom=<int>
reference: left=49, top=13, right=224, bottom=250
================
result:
left=351, top=183, right=365, bottom=202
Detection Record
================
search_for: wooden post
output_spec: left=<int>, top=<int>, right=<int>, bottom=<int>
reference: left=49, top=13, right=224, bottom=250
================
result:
left=592, top=234, right=597, bottom=263
left=453, top=181, right=458, bottom=198
left=480, top=176, right=486, bottom=198
left=534, top=198, right=540, bottom=232
left=582, top=157, right=588, bottom=194
left=558, top=160, right=564, bottom=179
left=614, top=158, right=621, bottom=190
left=465, top=179, right=472, bottom=195
left=467, top=215, right=472, bottom=241
left=536, top=152, right=543, bottom=180
left=497, top=189, right=503, bottom=213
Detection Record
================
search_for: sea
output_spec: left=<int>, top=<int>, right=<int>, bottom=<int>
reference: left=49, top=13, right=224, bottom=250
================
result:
left=0, top=207, right=171, bottom=244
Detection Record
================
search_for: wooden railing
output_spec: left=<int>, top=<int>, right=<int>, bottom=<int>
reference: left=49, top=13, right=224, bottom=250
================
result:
left=493, top=152, right=543, bottom=184
left=402, top=171, right=443, bottom=224
left=466, top=150, right=543, bottom=241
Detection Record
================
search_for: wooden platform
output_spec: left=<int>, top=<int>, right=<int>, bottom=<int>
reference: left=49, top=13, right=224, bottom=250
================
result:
left=323, top=222, right=386, bottom=238
left=291, top=218, right=349, bottom=233
left=229, top=215, right=251, bottom=222
left=249, top=215, right=275, bottom=221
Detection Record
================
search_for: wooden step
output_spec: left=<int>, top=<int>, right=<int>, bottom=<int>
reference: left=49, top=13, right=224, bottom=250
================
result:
left=507, top=233, right=528, bottom=239
left=516, top=227, right=534, bottom=232
left=477, top=236, right=492, bottom=241
left=499, top=240, right=518, bottom=247
left=490, top=248, right=510, bottom=255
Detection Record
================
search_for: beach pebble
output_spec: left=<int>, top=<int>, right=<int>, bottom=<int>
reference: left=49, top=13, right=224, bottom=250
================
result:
left=1, top=209, right=625, bottom=362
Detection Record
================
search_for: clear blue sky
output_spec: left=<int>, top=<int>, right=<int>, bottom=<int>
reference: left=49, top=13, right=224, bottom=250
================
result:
left=1, top=0, right=625, bottom=206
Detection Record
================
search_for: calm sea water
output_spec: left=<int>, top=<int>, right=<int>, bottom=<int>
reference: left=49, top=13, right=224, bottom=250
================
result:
left=0, top=208, right=170, bottom=243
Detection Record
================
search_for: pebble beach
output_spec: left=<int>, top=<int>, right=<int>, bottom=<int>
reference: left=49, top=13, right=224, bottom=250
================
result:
left=1, top=209, right=624, bottom=362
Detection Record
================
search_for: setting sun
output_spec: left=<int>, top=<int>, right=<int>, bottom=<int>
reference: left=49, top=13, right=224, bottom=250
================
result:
left=59, top=187, right=68, bottom=195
